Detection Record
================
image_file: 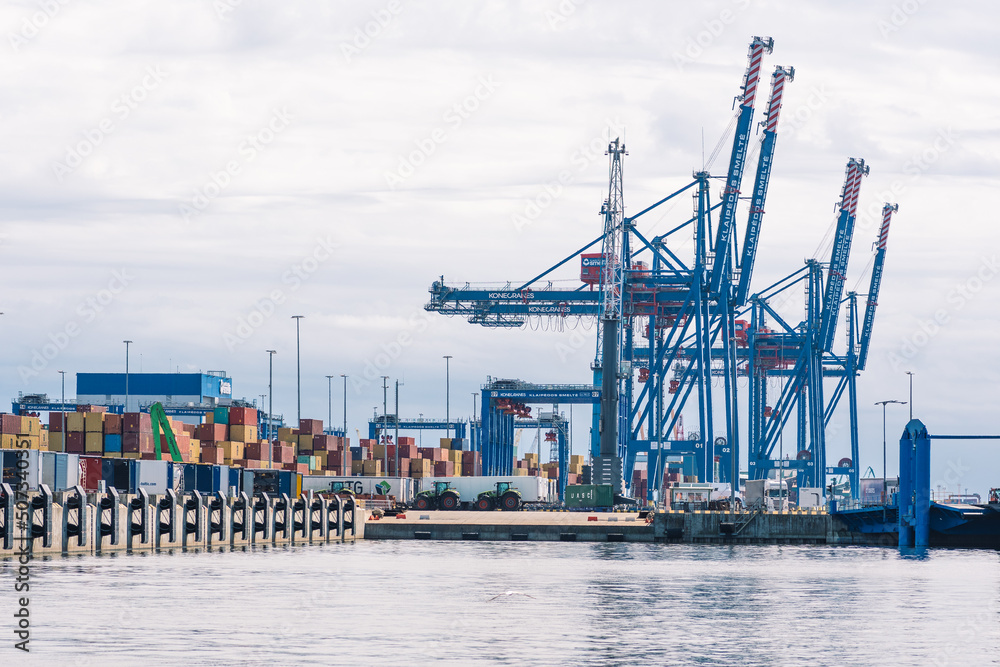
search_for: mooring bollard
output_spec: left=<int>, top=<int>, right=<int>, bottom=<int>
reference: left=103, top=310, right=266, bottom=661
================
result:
left=63, top=485, right=88, bottom=550
left=184, top=491, right=203, bottom=546
left=128, top=489, right=149, bottom=547
left=272, top=493, right=290, bottom=542
left=98, top=487, right=121, bottom=549
left=155, top=489, right=177, bottom=547
left=30, top=484, right=53, bottom=550
left=252, top=492, right=270, bottom=543
left=341, top=493, right=355, bottom=540
left=309, top=494, right=327, bottom=541
left=326, top=493, right=343, bottom=539
left=0, top=483, right=14, bottom=550
left=291, top=494, right=309, bottom=542
left=231, top=491, right=250, bottom=545
left=208, top=492, right=227, bottom=545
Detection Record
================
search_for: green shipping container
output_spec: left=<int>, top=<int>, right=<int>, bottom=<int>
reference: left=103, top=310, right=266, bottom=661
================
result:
left=564, top=484, right=614, bottom=508
left=213, top=407, right=229, bottom=425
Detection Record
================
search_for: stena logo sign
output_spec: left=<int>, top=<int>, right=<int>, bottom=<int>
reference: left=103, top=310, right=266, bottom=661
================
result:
left=582, top=257, right=605, bottom=267
left=220, top=380, right=232, bottom=396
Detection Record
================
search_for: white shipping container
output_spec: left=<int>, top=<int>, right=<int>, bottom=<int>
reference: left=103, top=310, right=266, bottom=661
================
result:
left=301, top=476, right=418, bottom=503
left=5, top=449, right=43, bottom=491
left=418, top=476, right=556, bottom=503
left=136, top=460, right=169, bottom=495
left=40, top=452, right=81, bottom=492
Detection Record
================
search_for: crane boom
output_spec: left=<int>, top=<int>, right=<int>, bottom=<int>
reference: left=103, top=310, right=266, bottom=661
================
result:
left=735, top=65, right=794, bottom=307
left=709, top=35, right=773, bottom=296
left=818, top=157, right=868, bottom=352
left=857, top=203, right=897, bottom=369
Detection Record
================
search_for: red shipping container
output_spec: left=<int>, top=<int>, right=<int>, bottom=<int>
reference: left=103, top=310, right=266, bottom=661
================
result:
left=201, top=445, right=225, bottom=464
left=122, top=433, right=141, bottom=453
left=272, top=443, right=295, bottom=464
left=229, top=406, right=258, bottom=426
left=461, top=462, right=479, bottom=476
left=123, top=413, right=152, bottom=433
left=139, top=433, right=155, bottom=453
left=244, top=442, right=269, bottom=461
left=103, top=414, right=123, bottom=435
left=79, top=456, right=103, bottom=491
left=312, top=435, right=332, bottom=451
left=433, top=461, right=454, bottom=477
left=49, top=412, right=64, bottom=433
left=397, top=436, right=415, bottom=446
left=1, top=414, right=20, bottom=434
left=197, top=423, right=227, bottom=442
left=298, top=418, right=323, bottom=435
left=66, top=432, right=85, bottom=454
left=462, top=450, right=480, bottom=464
left=76, top=405, right=108, bottom=413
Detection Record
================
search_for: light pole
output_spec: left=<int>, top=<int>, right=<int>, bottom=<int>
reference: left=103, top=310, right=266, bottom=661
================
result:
left=325, top=375, right=334, bottom=434
left=340, top=374, right=348, bottom=475
left=292, top=315, right=304, bottom=426
left=905, top=371, right=914, bottom=420
left=472, top=391, right=478, bottom=451
left=381, top=376, right=389, bottom=473
left=875, top=399, right=907, bottom=508
left=394, top=379, right=402, bottom=476
left=443, top=355, right=452, bottom=440
left=58, top=370, right=66, bottom=427
left=123, top=340, right=132, bottom=412
left=418, top=413, right=423, bottom=446
left=266, top=350, right=277, bottom=441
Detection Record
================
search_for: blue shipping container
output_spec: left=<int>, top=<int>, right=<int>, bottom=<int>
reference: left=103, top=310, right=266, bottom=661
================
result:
left=102, top=459, right=136, bottom=493
left=105, top=434, right=123, bottom=453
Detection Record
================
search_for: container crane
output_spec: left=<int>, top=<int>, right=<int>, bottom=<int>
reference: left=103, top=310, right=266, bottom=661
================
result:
left=709, top=36, right=773, bottom=297
left=857, top=203, right=897, bottom=370
left=735, top=65, right=794, bottom=308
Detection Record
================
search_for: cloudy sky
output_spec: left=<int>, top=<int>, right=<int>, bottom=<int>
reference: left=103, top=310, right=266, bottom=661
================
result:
left=2, top=1, right=998, bottom=494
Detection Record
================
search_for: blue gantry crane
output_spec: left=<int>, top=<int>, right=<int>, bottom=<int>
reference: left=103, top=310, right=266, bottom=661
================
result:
left=425, top=37, right=892, bottom=504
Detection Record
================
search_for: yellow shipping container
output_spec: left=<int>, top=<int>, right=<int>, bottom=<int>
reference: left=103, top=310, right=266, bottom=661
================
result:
left=0, top=434, right=15, bottom=449
left=19, top=416, right=41, bottom=436
left=351, top=460, right=364, bottom=475
left=298, top=434, right=313, bottom=450
left=48, top=432, right=64, bottom=452
left=122, top=452, right=140, bottom=459
left=85, top=432, right=103, bottom=453
left=363, top=460, right=382, bottom=476
left=277, top=427, right=296, bottom=443
left=67, top=413, right=86, bottom=432
left=104, top=451, right=122, bottom=458
left=221, top=441, right=245, bottom=461
left=85, top=412, right=104, bottom=433
left=230, top=425, right=258, bottom=443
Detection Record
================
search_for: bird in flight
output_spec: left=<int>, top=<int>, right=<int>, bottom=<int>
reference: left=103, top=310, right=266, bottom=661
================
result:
left=488, top=591, right=536, bottom=601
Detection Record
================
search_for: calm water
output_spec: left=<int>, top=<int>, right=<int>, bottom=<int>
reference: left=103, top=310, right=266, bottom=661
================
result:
left=4, top=542, right=999, bottom=666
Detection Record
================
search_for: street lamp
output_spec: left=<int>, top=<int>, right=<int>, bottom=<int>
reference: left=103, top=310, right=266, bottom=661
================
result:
left=292, top=316, right=304, bottom=426
left=905, top=371, right=914, bottom=420
left=266, top=350, right=277, bottom=441
left=325, top=375, right=334, bottom=434
left=340, top=374, right=348, bottom=475
left=58, top=370, right=66, bottom=426
left=381, top=376, right=389, bottom=473
left=395, top=379, right=403, bottom=476
left=443, top=355, right=453, bottom=439
left=875, top=399, right=907, bottom=507
left=123, top=340, right=132, bottom=412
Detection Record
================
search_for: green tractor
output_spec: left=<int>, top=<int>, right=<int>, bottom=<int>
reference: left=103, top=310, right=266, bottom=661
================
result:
left=414, top=481, right=461, bottom=511
left=475, top=481, right=521, bottom=511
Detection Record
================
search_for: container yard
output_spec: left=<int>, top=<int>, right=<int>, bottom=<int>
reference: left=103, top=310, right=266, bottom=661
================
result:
left=3, top=36, right=997, bottom=559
